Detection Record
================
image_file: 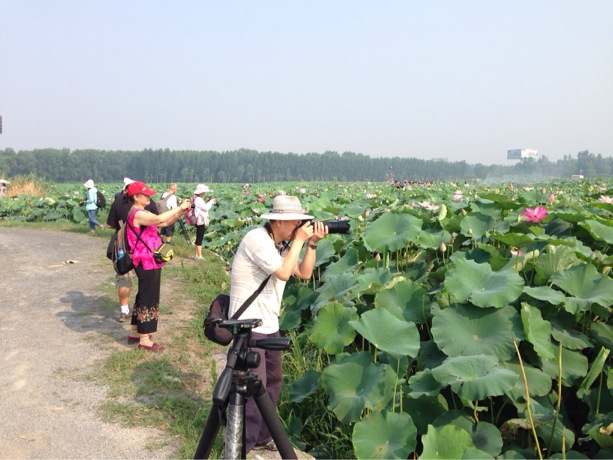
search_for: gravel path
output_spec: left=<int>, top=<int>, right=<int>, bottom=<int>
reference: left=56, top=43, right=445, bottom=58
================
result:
left=0, top=227, right=176, bottom=459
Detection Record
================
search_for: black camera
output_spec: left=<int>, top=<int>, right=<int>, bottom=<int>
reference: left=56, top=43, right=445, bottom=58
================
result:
left=317, top=220, right=351, bottom=234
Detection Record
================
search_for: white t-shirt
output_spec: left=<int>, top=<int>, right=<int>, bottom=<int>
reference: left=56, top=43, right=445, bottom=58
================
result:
left=161, top=192, right=177, bottom=209
left=229, top=226, right=297, bottom=334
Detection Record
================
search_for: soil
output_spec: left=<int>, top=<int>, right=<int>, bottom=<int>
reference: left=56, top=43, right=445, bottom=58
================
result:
left=0, top=227, right=309, bottom=460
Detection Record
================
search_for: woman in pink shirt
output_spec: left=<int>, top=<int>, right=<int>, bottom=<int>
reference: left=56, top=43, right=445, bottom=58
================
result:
left=125, top=181, right=191, bottom=351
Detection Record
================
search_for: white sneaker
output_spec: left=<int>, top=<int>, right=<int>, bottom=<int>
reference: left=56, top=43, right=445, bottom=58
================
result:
left=195, top=255, right=204, bottom=260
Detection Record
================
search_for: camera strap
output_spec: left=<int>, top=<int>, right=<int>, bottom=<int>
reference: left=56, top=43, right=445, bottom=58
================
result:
left=230, top=275, right=271, bottom=320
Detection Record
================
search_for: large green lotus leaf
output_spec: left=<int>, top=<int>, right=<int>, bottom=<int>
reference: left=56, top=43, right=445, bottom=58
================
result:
left=550, top=317, right=592, bottom=350
left=521, top=303, right=555, bottom=360
left=402, top=392, right=449, bottom=435
left=375, top=279, right=431, bottom=324
left=289, top=369, right=320, bottom=403
left=501, top=360, right=553, bottom=401
left=417, top=228, right=452, bottom=250
left=322, top=352, right=396, bottom=424
left=420, top=424, right=475, bottom=459
left=445, top=258, right=524, bottom=308
left=532, top=244, right=581, bottom=285
left=579, top=219, right=613, bottom=244
left=460, top=212, right=496, bottom=239
left=541, top=347, right=589, bottom=384
left=355, top=267, right=395, bottom=295
left=407, top=369, right=444, bottom=398
left=535, top=413, right=576, bottom=454
left=431, top=304, right=522, bottom=360
left=523, top=286, right=567, bottom=306
left=363, top=212, right=423, bottom=253
left=432, top=411, right=503, bottom=457
left=590, top=322, right=613, bottom=351
left=310, top=302, right=358, bottom=355
left=349, top=308, right=420, bottom=359
left=311, top=237, right=338, bottom=268
left=352, top=410, right=417, bottom=459
left=550, top=263, right=613, bottom=313
left=432, top=355, right=518, bottom=400
left=312, top=272, right=360, bottom=313
left=477, top=192, right=518, bottom=210
left=322, top=247, right=359, bottom=279
left=489, top=231, right=535, bottom=248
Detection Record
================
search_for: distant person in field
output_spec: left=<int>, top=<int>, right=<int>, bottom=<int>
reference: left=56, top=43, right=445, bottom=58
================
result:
left=81, top=179, right=105, bottom=233
left=107, top=178, right=159, bottom=323
left=158, top=183, right=178, bottom=244
left=192, top=183, right=217, bottom=260
left=0, top=180, right=8, bottom=198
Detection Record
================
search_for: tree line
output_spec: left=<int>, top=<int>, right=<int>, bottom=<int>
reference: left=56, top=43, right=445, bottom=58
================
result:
left=0, top=147, right=610, bottom=183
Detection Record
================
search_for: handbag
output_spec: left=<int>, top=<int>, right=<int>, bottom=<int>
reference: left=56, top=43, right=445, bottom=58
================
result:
left=153, top=243, right=174, bottom=263
left=203, top=275, right=271, bottom=346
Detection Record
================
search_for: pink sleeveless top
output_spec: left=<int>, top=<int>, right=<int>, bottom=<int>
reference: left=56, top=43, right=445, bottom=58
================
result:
left=127, top=209, right=165, bottom=270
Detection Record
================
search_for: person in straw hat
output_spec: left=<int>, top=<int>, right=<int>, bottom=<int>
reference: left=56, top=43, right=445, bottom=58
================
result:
left=228, top=194, right=329, bottom=453
left=191, top=183, right=217, bottom=260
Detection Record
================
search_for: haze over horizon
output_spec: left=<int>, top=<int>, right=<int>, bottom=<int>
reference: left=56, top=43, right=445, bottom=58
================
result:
left=1, top=1, right=612, bottom=166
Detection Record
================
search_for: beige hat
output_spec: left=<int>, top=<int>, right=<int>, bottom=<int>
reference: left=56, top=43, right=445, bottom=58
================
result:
left=194, top=183, right=212, bottom=195
left=260, top=195, right=313, bottom=220
left=83, top=179, right=94, bottom=188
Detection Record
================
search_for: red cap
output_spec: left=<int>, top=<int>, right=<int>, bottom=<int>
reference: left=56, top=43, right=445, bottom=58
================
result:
left=126, top=181, right=156, bottom=197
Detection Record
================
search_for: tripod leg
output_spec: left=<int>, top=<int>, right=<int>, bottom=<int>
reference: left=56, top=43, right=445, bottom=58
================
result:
left=224, top=391, right=245, bottom=459
left=254, top=386, right=297, bottom=459
left=194, top=402, right=221, bottom=459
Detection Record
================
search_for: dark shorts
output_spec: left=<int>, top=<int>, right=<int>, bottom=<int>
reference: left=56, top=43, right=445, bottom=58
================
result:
left=161, top=223, right=175, bottom=237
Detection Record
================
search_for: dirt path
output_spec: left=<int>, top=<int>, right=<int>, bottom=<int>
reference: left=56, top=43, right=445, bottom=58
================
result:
left=0, top=227, right=176, bottom=459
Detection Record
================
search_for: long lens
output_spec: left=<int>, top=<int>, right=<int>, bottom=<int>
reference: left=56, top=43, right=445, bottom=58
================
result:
left=321, top=220, right=350, bottom=234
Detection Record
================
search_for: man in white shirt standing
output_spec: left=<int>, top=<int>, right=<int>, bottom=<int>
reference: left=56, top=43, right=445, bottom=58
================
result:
left=229, top=194, right=328, bottom=453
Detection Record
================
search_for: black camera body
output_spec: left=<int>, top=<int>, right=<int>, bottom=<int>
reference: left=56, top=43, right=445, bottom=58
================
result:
left=317, top=220, right=350, bottom=234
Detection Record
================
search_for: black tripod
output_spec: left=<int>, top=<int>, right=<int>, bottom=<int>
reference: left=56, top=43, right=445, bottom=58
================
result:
left=194, top=319, right=297, bottom=459
left=177, top=218, right=193, bottom=244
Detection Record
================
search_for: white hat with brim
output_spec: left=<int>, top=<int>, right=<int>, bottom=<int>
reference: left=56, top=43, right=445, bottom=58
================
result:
left=0, top=179, right=9, bottom=184
left=260, top=195, right=314, bottom=220
left=194, top=184, right=212, bottom=194
left=123, top=177, right=135, bottom=190
left=84, top=179, right=95, bottom=188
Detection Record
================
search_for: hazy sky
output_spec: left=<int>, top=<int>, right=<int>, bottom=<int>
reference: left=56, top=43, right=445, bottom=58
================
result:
left=1, top=1, right=612, bottom=165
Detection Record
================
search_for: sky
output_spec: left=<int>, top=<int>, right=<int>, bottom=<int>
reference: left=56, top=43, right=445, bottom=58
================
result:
left=1, top=1, right=612, bottom=166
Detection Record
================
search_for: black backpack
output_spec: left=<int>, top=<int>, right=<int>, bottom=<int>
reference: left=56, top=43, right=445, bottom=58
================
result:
left=95, top=190, right=106, bottom=209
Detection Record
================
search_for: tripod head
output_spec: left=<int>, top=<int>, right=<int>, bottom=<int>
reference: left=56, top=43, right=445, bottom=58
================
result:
left=213, top=318, right=291, bottom=405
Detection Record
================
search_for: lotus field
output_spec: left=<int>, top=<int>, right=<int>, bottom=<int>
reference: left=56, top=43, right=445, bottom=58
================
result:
left=2, top=179, right=613, bottom=458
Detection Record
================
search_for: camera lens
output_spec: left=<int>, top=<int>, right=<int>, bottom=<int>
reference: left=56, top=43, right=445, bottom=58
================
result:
left=321, top=220, right=350, bottom=234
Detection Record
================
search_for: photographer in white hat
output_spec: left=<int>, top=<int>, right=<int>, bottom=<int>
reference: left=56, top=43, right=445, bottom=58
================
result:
left=228, top=194, right=328, bottom=453
left=192, top=183, right=216, bottom=260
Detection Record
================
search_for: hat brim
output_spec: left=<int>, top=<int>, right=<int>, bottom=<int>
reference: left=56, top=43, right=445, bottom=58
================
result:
left=260, top=212, right=314, bottom=220
left=140, top=189, right=157, bottom=197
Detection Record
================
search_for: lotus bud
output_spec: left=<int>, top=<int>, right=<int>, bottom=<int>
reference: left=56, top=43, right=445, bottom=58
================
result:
left=461, top=208, right=467, bottom=216
left=590, top=252, right=596, bottom=259
left=364, top=209, right=370, bottom=217
left=548, top=192, right=555, bottom=202
left=375, top=253, right=381, bottom=261
left=440, top=242, right=447, bottom=252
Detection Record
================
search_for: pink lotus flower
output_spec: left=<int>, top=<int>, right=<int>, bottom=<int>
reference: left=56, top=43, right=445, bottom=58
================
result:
left=548, top=193, right=555, bottom=202
left=522, top=206, right=548, bottom=223
left=598, top=195, right=613, bottom=204
left=453, top=190, right=463, bottom=202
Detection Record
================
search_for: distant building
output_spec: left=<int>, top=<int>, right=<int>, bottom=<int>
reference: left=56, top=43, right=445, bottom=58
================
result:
left=507, top=149, right=537, bottom=160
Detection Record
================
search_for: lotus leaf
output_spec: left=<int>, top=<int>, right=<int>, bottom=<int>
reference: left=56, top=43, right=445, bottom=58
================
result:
left=444, top=258, right=524, bottom=308
left=431, top=355, right=518, bottom=400
left=523, top=286, right=567, bottom=306
left=322, top=247, right=359, bottom=279
left=354, top=267, right=395, bottom=296
left=578, top=347, right=610, bottom=398
left=432, top=411, right=503, bottom=457
left=352, top=410, right=417, bottom=459
left=402, top=393, right=448, bottom=434
left=580, top=219, right=613, bottom=244
left=521, top=303, right=555, bottom=360
left=375, top=279, right=431, bottom=324
left=349, top=308, right=420, bottom=359
left=321, top=351, right=396, bottom=423
left=431, top=304, right=522, bottom=360
left=532, top=244, right=581, bottom=284
left=312, top=272, right=360, bottom=313
left=407, top=369, right=444, bottom=398
left=460, top=212, right=495, bottom=240
left=363, top=212, right=423, bottom=253
left=550, top=316, right=592, bottom=350
left=417, top=228, right=452, bottom=250
left=540, top=346, right=588, bottom=384
left=501, top=361, right=553, bottom=401
left=289, top=369, right=320, bottom=403
left=420, top=424, right=475, bottom=459
left=590, top=322, right=613, bottom=351
left=550, top=263, right=613, bottom=314
left=310, top=302, right=358, bottom=355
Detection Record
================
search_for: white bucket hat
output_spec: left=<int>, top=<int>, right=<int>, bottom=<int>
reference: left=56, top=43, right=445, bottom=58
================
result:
left=123, top=177, right=135, bottom=190
left=260, top=195, right=313, bottom=220
left=83, top=179, right=95, bottom=188
left=194, top=183, right=212, bottom=195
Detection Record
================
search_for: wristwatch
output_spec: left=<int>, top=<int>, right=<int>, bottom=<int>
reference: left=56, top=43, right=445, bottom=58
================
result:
left=306, top=243, right=317, bottom=250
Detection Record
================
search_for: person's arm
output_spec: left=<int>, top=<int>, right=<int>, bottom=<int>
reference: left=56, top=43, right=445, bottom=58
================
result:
left=294, top=221, right=328, bottom=279
left=134, top=200, right=191, bottom=227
